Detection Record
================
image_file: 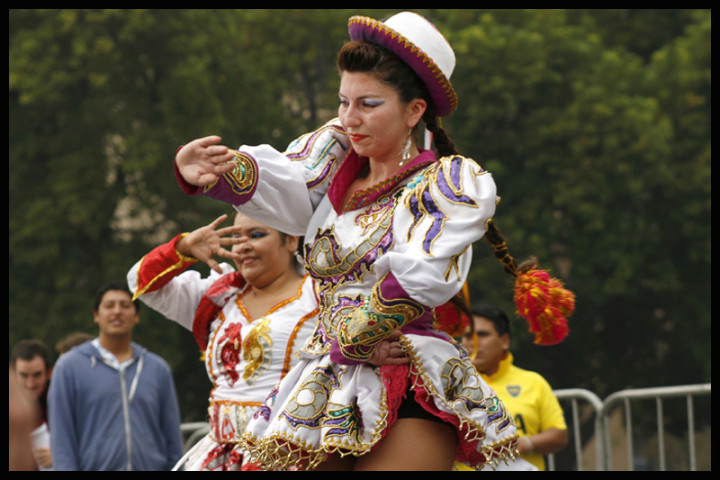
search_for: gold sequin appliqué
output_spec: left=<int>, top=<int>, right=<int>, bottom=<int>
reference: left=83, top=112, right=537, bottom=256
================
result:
left=242, top=318, right=273, bottom=385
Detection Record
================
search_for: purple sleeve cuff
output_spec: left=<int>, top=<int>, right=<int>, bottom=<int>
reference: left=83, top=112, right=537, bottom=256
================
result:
left=174, top=148, right=259, bottom=206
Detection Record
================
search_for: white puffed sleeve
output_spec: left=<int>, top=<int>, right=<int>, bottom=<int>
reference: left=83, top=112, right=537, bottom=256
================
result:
left=192, top=119, right=349, bottom=236
left=380, top=155, right=497, bottom=307
left=128, top=257, right=233, bottom=331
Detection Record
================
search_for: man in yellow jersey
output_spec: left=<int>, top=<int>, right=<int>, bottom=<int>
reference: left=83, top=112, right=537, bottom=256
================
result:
left=462, top=304, right=568, bottom=471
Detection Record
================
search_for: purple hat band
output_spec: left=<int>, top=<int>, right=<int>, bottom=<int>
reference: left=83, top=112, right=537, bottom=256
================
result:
left=348, top=13, right=458, bottom=117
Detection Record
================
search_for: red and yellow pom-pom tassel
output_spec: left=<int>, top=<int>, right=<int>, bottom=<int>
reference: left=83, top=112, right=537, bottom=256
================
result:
left=514, top=268, right=575, bottom=345
left=434, top=300, right=471, bottom=338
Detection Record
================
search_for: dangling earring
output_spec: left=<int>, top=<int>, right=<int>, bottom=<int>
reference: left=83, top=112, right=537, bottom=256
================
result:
left=399, top=130, right=412, bottom=167
left=294, top=251, right=305, bottom=266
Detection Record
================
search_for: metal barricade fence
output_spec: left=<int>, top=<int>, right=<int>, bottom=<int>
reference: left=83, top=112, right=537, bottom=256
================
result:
left=546, top=383, right=711, bottom=471
left=600, top=383, right=711, bottom=471
left=547, top=388, right=604, bottom=471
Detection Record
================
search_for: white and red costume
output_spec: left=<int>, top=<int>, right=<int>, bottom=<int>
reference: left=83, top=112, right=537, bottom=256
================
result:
left=127, top=237, right=317, bottom=470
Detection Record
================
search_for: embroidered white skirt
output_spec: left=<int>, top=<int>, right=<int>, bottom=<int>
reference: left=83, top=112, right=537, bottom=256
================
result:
left=238, top=334, right=518, bottom=470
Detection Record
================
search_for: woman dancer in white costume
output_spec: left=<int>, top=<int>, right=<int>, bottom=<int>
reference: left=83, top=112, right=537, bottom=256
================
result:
left=174, top=12, right=524, bottom=471
left=128, top=212, right=319, bottom=470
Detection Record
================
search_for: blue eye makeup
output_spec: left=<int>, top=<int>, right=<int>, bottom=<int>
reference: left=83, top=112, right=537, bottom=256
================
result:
left=362, top=99, right=385, bottom=107
left=232, top=230, right=268, bottom=240
left=338, top=96, right=385, bottom=108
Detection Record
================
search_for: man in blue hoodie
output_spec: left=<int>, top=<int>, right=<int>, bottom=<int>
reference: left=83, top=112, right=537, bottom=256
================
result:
left=48, top=281, right=183, bottom=470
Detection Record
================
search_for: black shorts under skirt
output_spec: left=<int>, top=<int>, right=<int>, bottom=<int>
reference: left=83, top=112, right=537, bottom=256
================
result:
left=396, top=390, right=448, bottom=424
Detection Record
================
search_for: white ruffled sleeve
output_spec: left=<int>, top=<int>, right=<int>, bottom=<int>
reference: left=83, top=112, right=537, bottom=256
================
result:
left=381, top=155, right=497, bottom=307
left=181, top=119, right=349, bottom=236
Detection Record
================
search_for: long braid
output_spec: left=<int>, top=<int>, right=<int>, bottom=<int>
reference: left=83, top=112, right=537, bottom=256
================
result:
left=421, top=113, right=538, bottom=280
left=483, top=220, right=538, bottom=278
left=422, top=112, right=527, bottom=278
left=422, top=59, right=574, bottom=347
left=423, top=112, right=458, bottom=157
left=422, top=125, right=573, bottom=346
left=484, top=220, right=519, bottom=277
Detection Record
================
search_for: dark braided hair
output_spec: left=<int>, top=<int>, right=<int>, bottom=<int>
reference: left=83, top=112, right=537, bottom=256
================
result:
left=423, top=110, right=458, bottom=157
left=484, top=220, right=538, bottom=278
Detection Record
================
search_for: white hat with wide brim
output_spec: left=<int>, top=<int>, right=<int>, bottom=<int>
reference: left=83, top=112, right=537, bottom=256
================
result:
left=348, top=12, right=458, bottom=117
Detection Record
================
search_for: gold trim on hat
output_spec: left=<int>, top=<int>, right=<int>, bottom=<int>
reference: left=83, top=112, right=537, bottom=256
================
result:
left=348, top=15, right=458, bottom=116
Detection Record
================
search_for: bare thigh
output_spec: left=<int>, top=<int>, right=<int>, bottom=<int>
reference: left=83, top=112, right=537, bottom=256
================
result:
left=354, top=418, right=457, bottom=471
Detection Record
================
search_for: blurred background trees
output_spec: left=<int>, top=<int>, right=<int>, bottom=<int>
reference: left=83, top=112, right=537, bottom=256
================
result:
left=10, top=9, right=710, bottom=422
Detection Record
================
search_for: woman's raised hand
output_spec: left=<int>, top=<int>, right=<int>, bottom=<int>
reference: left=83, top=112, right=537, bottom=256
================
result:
left=176, top=214, right=242, bottom=274
left=175, top=136, right=237, bottom=187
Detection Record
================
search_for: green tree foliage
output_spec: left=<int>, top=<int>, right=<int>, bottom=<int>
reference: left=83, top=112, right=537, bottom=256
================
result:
left=438, top=9, right=710, bottom=394
left=10, top=10, right=709, bottom=421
